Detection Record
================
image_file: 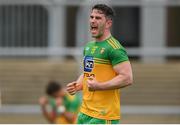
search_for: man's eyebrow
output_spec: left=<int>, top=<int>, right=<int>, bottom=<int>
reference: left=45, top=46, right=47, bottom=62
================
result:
left=95, top=16, right=102, bottom=19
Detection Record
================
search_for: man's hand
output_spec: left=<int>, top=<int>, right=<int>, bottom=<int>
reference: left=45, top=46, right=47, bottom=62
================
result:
left=66, top=81, right=78, bottom=95
left=87, top=77, right=100, bottom=91
left=39, top=96, right=48, bottom=107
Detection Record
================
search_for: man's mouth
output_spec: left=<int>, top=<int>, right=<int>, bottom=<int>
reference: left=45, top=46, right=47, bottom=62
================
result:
left=91, top=26, right=98, bottom=32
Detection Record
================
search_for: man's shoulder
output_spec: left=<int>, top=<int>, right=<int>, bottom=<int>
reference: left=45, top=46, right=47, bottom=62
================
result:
left=106, top=36, right=125, bottom=50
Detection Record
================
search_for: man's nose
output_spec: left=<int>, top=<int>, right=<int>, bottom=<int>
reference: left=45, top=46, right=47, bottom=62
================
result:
left=91, top=18, right=96, bottom=23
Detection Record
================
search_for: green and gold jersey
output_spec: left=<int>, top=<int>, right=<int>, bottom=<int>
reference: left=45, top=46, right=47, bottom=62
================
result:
left=80, top=36, right=129, bottom=120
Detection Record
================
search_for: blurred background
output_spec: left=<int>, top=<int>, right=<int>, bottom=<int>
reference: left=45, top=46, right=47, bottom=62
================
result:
left=0, top=0, right=180, bottom=123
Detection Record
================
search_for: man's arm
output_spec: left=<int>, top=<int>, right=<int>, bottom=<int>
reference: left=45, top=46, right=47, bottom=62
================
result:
left=61, top=111, right=76, bottom=123
left=39, top=97, right=56, bottom=123
left=66, top=74, right=83, bottom=95
left=41, top=106, right=56, bottom=123
left=87, top=61, right=133, bottom=90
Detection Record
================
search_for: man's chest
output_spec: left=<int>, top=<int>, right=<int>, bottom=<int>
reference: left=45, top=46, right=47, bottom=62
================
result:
left=84, top=45, right=108, bottom=59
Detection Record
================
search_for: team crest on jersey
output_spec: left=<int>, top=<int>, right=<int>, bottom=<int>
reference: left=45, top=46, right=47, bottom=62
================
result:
left=100, top=48, right=105, bottom=54
left=84, top=56, right=94, bottom=72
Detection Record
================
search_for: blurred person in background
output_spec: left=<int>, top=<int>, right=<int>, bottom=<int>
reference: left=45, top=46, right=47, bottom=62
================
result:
left=66, top=4, right=133, bottom=124
left=39, top=81, right=81, bottom=124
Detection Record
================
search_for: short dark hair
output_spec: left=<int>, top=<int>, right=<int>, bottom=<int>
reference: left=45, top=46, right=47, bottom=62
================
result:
left=92, top=4, right=115, bottom=20
left=46, top=81, right=62, bottom=96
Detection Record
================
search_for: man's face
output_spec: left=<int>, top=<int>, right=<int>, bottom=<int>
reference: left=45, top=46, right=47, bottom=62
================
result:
left=90, top=9, right=109, bottom=38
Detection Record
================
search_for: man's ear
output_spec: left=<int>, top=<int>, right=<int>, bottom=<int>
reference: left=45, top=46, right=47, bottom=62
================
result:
left=106, top=19, right=112, bottom=29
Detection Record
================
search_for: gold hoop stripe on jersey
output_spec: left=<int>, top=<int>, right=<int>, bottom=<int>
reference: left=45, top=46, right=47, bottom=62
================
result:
left=94, top=58, right=110, bottom=62
left=94, top=60, right=111, bottom=65
left=94, top=58, right=111, bottom=65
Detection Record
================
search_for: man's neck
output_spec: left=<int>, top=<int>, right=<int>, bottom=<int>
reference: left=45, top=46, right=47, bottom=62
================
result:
left=95, top=32, right=111, bottom=42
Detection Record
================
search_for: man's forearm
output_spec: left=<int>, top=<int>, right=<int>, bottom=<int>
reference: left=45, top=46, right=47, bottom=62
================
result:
left=76, top=74, right=83, bottom=91
left=41, top=106, right=55, bottom=123
left=62, top=112, right=76, bottom=123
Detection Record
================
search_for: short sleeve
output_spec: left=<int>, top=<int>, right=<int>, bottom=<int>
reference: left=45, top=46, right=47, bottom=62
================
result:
left=109, top=48, right=129, bottom=66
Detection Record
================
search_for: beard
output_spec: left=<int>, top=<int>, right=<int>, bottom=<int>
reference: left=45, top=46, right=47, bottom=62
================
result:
left=91, top=28, right=104, bottom=38
left=92, top=32, right=103, bottom=38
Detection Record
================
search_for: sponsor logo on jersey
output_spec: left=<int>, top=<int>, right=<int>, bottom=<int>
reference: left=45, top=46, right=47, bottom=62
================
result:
left=83, top=73, right=95, bottom=78
left=84, top=56, right=94, bottom=72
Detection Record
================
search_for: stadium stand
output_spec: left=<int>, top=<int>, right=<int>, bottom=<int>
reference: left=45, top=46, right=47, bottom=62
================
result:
left=0, top=59, right=179, bottom=105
